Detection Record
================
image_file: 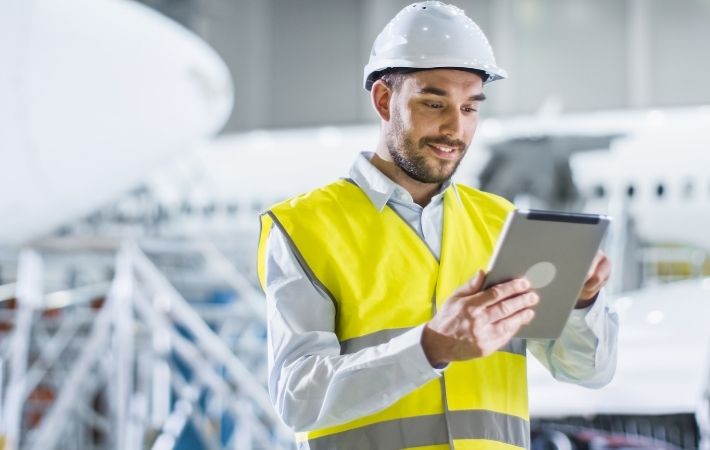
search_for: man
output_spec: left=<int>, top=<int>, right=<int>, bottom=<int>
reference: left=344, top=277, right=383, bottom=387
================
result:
left=257, top=2, right=618, bottom=449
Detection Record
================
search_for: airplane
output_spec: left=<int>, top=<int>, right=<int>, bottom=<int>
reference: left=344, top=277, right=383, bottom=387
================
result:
left=526, top=277, right=710, bottom=449
left=161, top=103, right=710, bottom=255
left=486, top=107, right=710, bottom=449
left=0, top=1, right=243, bottom=448
left=0, top=0, right=233, bottom=248
left=476, top=106, right=710, bottom=252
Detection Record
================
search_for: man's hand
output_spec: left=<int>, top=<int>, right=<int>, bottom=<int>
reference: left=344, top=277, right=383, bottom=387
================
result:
left=421, top=270, right=538, bottom=367
left=576, top=250, right=612, bottom=309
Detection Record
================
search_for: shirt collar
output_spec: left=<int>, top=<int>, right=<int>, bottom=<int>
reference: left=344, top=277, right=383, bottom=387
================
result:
left=348, top=151, right=462, bottom=211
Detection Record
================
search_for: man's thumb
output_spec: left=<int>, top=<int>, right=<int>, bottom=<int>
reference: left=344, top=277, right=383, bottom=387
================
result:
left=467, top=269, right=486, bottom=292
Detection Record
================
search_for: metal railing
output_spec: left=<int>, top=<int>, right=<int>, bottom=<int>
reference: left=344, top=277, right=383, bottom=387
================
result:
left=0, top=239, right=293, bottom=450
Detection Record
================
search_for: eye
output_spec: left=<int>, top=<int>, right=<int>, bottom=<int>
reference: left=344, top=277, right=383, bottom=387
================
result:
left=463, top=105, right=479, bottom=113
left=425, top=102, right=443, bottom=109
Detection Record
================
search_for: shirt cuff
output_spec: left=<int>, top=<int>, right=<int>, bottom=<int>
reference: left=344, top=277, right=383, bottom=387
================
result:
left=566, top=289, right=608, bottom=334
left=389, top=324, right=448, bottom=377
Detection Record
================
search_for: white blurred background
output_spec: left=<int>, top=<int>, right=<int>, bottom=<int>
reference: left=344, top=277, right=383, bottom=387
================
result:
left=1, top=1, right=710, bottom=449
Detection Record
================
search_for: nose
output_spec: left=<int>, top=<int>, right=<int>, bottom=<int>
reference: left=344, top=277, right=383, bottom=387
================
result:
left=440, top=108, right=464, bottom=139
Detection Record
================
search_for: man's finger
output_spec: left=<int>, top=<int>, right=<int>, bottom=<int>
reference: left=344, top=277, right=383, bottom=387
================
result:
left=597, top=256, right=612, bottom=280
left=474, top=291, right=539, bottom=324
left=580, top=256, right=612, bottom=300
left=468, top=277, right=531, bottom=308
left=491, top=308, right=535, bottom=338
left=584, top=256, right=611, bottom=290
left=586, top=250, right=606, bottom=279
left=453, top=270, right=486, bottom=297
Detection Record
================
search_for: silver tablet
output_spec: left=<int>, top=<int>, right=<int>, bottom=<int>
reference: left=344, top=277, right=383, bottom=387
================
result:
left=483, top=209, right=611, bottom=339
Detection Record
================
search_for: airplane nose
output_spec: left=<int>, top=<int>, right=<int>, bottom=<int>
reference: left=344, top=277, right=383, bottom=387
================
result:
left=0, top=0, right=234, bottom=246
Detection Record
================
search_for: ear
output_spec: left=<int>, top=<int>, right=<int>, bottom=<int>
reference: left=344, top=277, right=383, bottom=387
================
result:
left=370, top=80, right=393, bottom=122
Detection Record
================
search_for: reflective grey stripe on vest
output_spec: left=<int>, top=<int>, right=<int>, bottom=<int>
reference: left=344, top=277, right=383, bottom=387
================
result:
left=266, top=211, right=339, bottom=313
left=505, top=338, right=527, bottom=356
left=301, top=410, right=529, bottom=450
left=340, top=327, right=526, bottom=357
left=340, top=327, right=412, bottom=355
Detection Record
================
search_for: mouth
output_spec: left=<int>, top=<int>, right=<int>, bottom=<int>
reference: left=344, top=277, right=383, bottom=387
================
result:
left=427, top=143, right=459, bottom=160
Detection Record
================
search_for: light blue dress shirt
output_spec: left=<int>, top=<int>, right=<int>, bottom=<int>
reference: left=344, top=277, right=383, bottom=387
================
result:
left=264, top=152, right=618, bottom=432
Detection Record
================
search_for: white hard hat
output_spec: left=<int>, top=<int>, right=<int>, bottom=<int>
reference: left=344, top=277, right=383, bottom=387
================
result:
left=363, top=1, right=507, bottom=90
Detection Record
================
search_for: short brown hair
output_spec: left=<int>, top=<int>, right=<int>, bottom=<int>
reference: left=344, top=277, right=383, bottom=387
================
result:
left=373, top=67, right=489, bottom=92
left=379, top=71, right=410, bottom=92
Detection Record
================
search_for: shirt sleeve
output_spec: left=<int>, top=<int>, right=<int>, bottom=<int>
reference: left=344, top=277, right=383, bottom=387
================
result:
left=526, top=291, right=619, bottom=388
left=264, top=225, right=442, bottom=432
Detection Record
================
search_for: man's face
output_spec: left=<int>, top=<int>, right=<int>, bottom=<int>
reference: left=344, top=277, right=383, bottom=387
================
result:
left=385, top=69, right=485, bottom=184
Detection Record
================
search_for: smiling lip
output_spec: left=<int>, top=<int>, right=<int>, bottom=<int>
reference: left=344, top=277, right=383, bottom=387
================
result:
left=428, top=143, right=459, bottom=160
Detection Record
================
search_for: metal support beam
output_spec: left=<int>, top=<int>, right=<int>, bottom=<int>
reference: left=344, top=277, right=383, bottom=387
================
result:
left=112, top=247, right=135, bottom=450
left=192, top=238, right=265, bottom=322
left=2, top=250, right=43, bottom=450
left=130, top=243, right=290, bottom=441
left=29, top=291, right=114, bottom=450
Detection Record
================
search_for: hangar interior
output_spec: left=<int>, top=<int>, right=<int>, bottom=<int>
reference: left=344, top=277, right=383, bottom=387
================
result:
left=1, top=1, right=710, bottom=449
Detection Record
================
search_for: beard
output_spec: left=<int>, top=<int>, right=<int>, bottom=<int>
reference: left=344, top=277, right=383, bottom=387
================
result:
left=385, top=109, right=467, bottom=184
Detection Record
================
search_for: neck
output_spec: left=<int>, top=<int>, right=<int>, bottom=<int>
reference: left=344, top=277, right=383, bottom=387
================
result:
left=370, top=150, right=442, bottom=207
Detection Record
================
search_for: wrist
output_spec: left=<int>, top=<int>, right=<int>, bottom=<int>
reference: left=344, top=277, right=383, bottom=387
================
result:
left=421, top=324, right=450, bottom=368
left=575, top=291, right=599, bottom=309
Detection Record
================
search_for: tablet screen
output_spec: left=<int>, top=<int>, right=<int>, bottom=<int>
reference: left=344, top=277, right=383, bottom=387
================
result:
left=483, top=209, right=610, bottom=339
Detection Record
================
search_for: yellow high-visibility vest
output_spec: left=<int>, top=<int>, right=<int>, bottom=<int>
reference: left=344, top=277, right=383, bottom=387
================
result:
left=258, top=179, right=529, bottom=450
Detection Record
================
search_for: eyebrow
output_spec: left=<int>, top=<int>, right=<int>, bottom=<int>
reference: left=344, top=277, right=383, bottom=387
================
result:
left=417, top=86, right=486, bottom=101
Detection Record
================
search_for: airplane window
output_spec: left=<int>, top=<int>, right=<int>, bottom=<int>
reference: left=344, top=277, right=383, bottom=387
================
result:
left=593, top=185, right=606, bottom=198
left=656, top=183, right=665, bottom=198
left=626, top=184, right=635, bottom=198
left=203, top=203, right=216, bottom=216
left=226, top=203, right=239, bottom=215
left=683, top=181, right=694, bottom=199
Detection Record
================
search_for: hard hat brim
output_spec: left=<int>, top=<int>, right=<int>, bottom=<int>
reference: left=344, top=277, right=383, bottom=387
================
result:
left=364, top=64, right=507, bottom=91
